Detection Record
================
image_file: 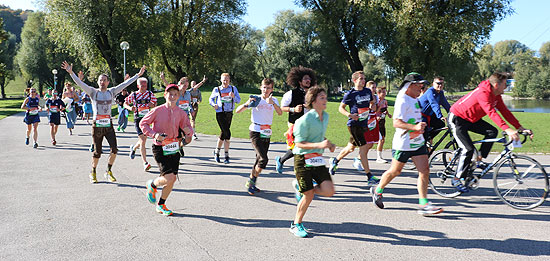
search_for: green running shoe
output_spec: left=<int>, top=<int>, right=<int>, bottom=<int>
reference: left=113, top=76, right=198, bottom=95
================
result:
left=156, top=204, right=173, bottom=216
left=146, top=179, right=157, bottom=204
left=289, top=222, right=308, bottom=238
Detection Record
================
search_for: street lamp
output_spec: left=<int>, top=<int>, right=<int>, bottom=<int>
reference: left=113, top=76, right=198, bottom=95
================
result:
left=52, top=69, right=58, bottom=91
left=120, top=41, right=130, bottom=76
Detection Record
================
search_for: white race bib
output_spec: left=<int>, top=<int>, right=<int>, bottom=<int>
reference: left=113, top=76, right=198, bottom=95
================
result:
left=50, top=106, right=58, bottom=113
left=138, top=107, right=149, bottom=117
left=260, top=125, right=272, bottom=138
left=162, top=138, right=180, bottom=155
left=304, top=153, right=325, bottom=167
left=358, top=107, right=369, bottom=121
left=29, top=109, right=39, bottom=115
left=96, top=115, right=111, bottom=127
left=192, top=98, right=198, bottom=103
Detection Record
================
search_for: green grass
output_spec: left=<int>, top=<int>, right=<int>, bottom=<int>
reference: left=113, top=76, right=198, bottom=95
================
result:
left=3, top=76, right=28, bottom=98
left=0, top=98, right=24, bottom=120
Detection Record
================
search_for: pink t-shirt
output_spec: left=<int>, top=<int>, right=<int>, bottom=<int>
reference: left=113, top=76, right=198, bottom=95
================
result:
left=139, top=104, right=193, bottom=146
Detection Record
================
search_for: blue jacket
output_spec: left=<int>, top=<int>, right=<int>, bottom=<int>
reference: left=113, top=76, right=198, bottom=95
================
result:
left=418, top=87, right=450, bottom=118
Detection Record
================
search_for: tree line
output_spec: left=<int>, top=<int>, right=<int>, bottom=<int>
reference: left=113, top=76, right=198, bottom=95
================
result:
left=1, top=0, right=549, bottom=99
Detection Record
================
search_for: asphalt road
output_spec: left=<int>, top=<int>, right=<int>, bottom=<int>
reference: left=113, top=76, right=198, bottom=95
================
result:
left=1, top=111, right=549, bottom=260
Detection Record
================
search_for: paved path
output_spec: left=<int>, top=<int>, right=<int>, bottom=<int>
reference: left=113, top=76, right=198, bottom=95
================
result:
left=1, top=112, right=549, bottom=260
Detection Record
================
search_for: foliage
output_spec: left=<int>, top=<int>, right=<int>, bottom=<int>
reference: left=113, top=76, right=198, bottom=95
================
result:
left=0, top=29, right=16, bottom=98
left=0, top=5, right=30, bottom=42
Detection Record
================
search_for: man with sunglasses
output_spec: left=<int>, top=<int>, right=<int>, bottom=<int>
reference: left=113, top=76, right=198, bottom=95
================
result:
left=418, top=76, right=451, bottom=142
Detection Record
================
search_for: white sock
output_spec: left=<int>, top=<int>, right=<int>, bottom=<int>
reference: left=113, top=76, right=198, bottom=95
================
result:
left=377, top=151, right=383, bottom=159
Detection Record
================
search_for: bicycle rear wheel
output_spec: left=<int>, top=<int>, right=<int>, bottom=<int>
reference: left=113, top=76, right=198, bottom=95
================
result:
left=428, top=149, right=462, bottom=198
left=493, top=154, right=549, bottom=210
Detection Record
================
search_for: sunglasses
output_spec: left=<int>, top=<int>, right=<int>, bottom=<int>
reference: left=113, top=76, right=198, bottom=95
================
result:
left=435, top=82, right=444, bottom=85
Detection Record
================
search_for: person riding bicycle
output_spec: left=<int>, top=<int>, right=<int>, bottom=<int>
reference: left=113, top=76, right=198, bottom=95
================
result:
left=448, top=72, right=533, bottom=193
left=418, top=76, right=451, bottom=142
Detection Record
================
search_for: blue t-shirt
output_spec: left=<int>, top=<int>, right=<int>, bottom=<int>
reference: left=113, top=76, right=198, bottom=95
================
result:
left=46, top=98, right=65, bottom=115
left=177, top=91, right=193, bottom=115
left=341, top=88, right=374, bottom=127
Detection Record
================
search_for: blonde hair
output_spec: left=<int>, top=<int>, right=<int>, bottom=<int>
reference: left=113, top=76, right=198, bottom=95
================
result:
left=221, top=73, right=230, bottom=78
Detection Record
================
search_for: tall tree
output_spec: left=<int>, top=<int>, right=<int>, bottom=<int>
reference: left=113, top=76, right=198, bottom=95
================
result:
left=0, top=5, right=28, bottom=42
left=0, top=17, right=17, bottom=98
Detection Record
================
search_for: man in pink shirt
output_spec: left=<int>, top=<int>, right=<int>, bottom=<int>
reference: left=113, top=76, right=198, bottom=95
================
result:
left=140, top=84, right=193, bottom=216
left=449, top=72, right=532, bottom=193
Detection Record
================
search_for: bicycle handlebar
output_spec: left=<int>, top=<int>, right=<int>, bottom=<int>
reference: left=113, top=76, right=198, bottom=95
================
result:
left=501, top=131, right=530, bottom=146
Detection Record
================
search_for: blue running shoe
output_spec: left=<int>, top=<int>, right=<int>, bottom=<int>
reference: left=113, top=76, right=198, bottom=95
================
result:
left=452, top=178, right=469, bottom=193
left=367, top=176, right=380, bottom=186
left=289, top=222, right=308, bottom=238
left=89, top=144, right=94, bottom=153
left=156, top=204, right=173, bottom=216
left=25, top=137, right=29, bottom=145
left=275, top=156, right=283, bottom=174
left=224, top=156, right=230, bottom=164
left=329, top=157, right=338, bottom=175
left=146, top=179, right=157, bottom=204
left=213, top=150, right=221, bottom=163
left=246, top=180, right=261, bottom=195
left=292, top=179, right=303, bottom=203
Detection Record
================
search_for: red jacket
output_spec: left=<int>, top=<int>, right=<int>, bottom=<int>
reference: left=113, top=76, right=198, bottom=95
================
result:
left=450, top=80, right=520, bottom=130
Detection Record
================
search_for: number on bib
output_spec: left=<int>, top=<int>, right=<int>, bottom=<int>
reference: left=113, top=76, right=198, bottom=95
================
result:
left=304, top=153, right=325, bottom=167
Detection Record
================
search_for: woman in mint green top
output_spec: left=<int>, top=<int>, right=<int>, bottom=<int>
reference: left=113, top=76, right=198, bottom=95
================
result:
left=289, top=86, right=336, bottom=238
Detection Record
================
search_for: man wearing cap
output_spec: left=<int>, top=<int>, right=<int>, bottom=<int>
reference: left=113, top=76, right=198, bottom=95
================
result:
left=448, top=72, right=532, bottom=193
left=371, top=72, right=443, bottom=216
left=418, top=76, right=451, bottom=143
left=141, top=84, right=193, bottom=216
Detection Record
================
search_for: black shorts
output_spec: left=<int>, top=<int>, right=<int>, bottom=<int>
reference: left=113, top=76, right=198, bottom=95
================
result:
left=392, top=145, right=428, bottom=163
left=152, top=144, right=180, bottom=175
left=134, top=117, right=144, bottom=136
left=250, top=131, right=270, bottom=169
left=294, top=154, right=332, bottom=193
left=348, top=125, right=368, bottom=147
left=216, top=111, right=233, bottom=140
left=379, top=119, right=386, bottom=137
left=49, top=113, right=61, bottom=125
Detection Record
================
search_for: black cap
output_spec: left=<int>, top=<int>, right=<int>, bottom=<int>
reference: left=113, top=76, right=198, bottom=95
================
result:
left=399, top=72, right=429, bottom=88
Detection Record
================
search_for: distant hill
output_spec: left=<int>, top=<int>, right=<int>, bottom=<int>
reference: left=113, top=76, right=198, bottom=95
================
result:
left=0, top=5, right=33, bottom=42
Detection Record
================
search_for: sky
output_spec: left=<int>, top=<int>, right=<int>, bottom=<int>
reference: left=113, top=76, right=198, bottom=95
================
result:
left=3, top=0, right=549, bottom=51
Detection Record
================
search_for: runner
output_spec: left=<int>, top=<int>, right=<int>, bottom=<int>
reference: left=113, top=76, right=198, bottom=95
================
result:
left=82, top=92, right=93, bottom=124
left=350, top=80, right=380, bottom=171
left=448, top=72, right=533, bottom=193
left=189, top=77, right=207, bottom=140
left=141, top=84, right=194, bottom=216
left=235, top=78, right=282, bottom=195
left=418, top=76, right=451, bottom=143
left=45, top=90, right=65, bottom=146
left=115, top=88, right=129, bottom=131
left=328, top=71, right=379, bottom=184
left=209, top=73, right=241, bottom=164
left=375, top=86, right=392, bottom=163
left=62, top=83, right=79, bottom=135
left=275, top=66, right=317, bottom=174
left=21, top=87, right=41, bottom=148
left=126, top=77, right=157, bottom=171
left=370, top=72, right=443, bottom=216
left=289, top=86, right=336, bottom=238
left=62, top=61, right=146, bottom=183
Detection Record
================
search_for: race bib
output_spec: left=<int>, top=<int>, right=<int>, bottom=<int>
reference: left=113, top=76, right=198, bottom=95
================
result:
left=138, top=107, right=149, bottom=117
left=304, top=153, right=325, bottom=167
left=221, top=92, right=233, bottom=103
left=178, top=100, right=190, bottom=111
left=260, top=124, right=272, bottom=138
left=192, top=98, right=198, bottom=103
left=367, top=114, right=377, bottom=131
left=380, top=112, right=386, bottom=119
left=96, top=115, right=111, bottom=127
left=162, top=138, right=180, bottom=155
left=29, top=109, right=39, bottom=115
left=358, top=107, right=369, bottom=121
left=50, top=106, right=58, bottom=113
left=409, top=131, right=424, bottom=149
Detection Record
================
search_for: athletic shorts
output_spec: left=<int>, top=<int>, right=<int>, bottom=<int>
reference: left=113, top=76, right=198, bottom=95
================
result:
left=49, top=113, right=61, bottom=125
left=23, top=113, right=40, bottom=124
left=392, top=145, right=428, bottom=163
left=348, top=125, right=368, bottom=147
left=250, top=131, right=270, bottom=169
left=379, top=119, right=386, bottom=138
left=294, top=154, right=332, bottom=193
left=152, top=144, right=180, bottom=175
left=134, top=117, right=144, bottom=136
left=215, top=111, right=233, bottom=140
left=364, top=121, right=380, bottom=144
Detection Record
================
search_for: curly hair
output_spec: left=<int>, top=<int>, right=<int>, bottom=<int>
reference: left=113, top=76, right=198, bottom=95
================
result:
left=286, top=66, right=317, bottom=88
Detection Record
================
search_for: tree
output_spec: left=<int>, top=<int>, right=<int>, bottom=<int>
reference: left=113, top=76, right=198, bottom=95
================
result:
left=0, top=5, right=28, bottom=42
left=0, top=17, right=17, bottom=98
left=45, top=0, right=153, bottom=85
left=15, top=12, right=72, bottom=95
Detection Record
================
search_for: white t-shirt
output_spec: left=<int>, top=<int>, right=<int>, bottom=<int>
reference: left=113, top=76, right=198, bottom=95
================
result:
left=249, top=96, right=280, bottom=132
left=392, top=93, right=425, bottom=151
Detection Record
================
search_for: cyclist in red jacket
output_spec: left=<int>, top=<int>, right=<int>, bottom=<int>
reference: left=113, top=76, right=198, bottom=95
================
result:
left=448, top=72, right=532, bottom=193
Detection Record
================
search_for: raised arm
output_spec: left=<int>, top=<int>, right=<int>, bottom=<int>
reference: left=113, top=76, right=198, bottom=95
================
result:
left=160, top=72, right=170, bottom=86
left=191, top=75, right=207, bottom=90
left=62, top=61, right=94, bottom=95
left=111, top=65, right=146, bottom=94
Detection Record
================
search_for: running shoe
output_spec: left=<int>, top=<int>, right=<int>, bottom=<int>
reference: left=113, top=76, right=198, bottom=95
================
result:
left=121, top=128, right=126, bottom=132
left=289, top=223, right=308, bottom=238
left=367, top=176, right=380, bottom=186
left=143, top=162, right=152, bottom=171
left=329, top=157, right=338, bottom=175
left=275, top=156, right=283, bottom=174
left=193, top=134, right=198, bottom=140
left=117, top=126, right=121, bottom=131
left=245, top=180, right=261, bottom=195
left=370, top=186, right=384, bottom=209
left=25, top=137, right=29, bottom=145
left=224, top=156, right=230, bottom=164
left=129, top=145, right=136, bottom=159
left=33, top=143, right=38, bottom=149
left=156, top=204, right=173, bottom=216
left=146, top=179, right=157, bottom=204
left=89, top=172, right=98, bottom=183
left=89, top=144, right=94, bottom=153
left=52, top=140, right=56, bottom=146
left=353, top=157, right=364, bottom=171
left=214, top=150, right=221, bottom=163
left=451, top=178, right=469, bottom=193
left=292, top=179, right=303, bottom=203
left=417, top=202, right=443, bottom=216
left=376, top=158, right=388, bottom=164
left=105, top=170, right=117, bottom=182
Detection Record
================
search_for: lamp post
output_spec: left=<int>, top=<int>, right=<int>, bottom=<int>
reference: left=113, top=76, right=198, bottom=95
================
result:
left=52, top=69, right=58, bottom=92
left=120, top=41, right=129, bottom=76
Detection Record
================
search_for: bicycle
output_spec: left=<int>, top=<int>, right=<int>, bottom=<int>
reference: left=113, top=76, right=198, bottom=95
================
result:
left=428, top=132, right=548, bottom=210
left=403, top=126, right=457, bottom=170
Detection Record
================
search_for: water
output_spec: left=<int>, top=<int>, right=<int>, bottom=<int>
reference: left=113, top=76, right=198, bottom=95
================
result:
left=502, top=98, right=550, bottom=113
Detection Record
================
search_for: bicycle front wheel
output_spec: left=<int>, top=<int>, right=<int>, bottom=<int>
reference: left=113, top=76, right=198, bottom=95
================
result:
left=493, top=154, right=549, bottom=210
left=428, top=149, right=462, bottom=198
